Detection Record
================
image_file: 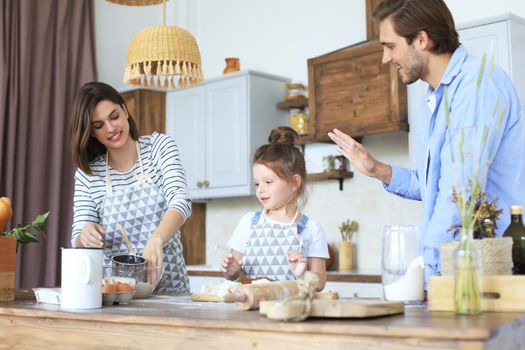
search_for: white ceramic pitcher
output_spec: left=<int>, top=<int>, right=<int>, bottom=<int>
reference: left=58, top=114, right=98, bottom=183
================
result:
left=61, top=248, right=103, bottom=309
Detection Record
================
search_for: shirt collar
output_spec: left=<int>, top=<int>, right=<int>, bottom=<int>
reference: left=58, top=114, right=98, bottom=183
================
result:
left=422, top=45, right=467, bottom=117
left=438, top=44, right=468, bottom=86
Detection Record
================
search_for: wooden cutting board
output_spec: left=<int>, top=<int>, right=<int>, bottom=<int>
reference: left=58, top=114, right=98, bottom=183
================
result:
left=260, top=299, right=405, bottom=321
left=191, top=291, right=339, bottom=303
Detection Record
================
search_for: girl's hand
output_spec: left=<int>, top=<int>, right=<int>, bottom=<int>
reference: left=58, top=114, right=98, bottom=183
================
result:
left=288, top=251, right=307, bottom=277
left=78, top=223, right=105, bottom=248
left=143, top=235, right=164, bottom=267
left=221, top=253, right=243, bottom=280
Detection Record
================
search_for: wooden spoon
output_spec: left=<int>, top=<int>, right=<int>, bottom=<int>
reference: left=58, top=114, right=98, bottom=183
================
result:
left=117, top=223, right=136, bottom=255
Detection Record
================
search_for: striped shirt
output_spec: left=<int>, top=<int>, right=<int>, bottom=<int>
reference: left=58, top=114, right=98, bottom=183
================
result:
left=71, top=132, right=191, bottom=246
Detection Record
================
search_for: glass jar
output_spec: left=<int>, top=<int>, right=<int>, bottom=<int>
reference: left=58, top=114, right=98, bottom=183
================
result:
left=289, top=108, right=309, bottom=135
left=381, top=225, right=424, bottom=304
left=322, top=155, right=334, bottom=172
left=284, top=83, right=307, bottom=101
left=453, top=227, right=482, bottom=315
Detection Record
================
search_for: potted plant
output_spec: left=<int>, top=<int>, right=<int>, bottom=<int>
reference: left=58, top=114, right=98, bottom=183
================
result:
left=0, top=197, right=49, bottom=301
left=338, top=219, right=358, bottom=271
left=440, top=190, right=512, bottom=277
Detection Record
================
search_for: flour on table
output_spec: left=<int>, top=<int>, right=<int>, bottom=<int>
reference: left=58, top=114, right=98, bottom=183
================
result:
left=249, top=278, right=272, bottom=285
left=201, top=280, right=241, bottom=296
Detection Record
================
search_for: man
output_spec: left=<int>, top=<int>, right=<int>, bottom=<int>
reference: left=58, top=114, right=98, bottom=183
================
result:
left=328, top=0, right=525, bottom=282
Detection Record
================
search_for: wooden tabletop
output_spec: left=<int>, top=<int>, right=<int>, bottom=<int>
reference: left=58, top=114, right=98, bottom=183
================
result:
left=1, top=289, right=524, bottom=349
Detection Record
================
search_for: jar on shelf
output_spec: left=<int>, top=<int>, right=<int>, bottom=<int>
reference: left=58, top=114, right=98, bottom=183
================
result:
left=322, top=155, right=335, bottom=172
left=334, top=155, right=347, bottom=171
left=289, top=108, right=309, bottom=135
left=284, top=83, right=307, bottom=101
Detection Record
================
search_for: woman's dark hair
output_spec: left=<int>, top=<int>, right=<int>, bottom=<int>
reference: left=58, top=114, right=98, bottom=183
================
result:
left=69, top=82, right=139, bottom=175
left=373, top=0, right=459, bottom=54
left=253, top=126, right=307, bottom=203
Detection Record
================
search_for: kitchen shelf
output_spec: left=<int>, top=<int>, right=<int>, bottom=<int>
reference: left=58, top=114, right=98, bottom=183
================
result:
left=276, top=96, right=308, bottom=110
left=307, top=170, right=353, bottom=191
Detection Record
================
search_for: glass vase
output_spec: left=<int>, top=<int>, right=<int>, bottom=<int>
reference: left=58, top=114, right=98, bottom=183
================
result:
left=453, top=227, right=482, bottom=315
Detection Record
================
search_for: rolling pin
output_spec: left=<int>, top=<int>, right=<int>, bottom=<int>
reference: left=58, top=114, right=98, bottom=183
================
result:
left=191, top=290, right=338, bottom=303
left=232, top=272, right=320, bottom=310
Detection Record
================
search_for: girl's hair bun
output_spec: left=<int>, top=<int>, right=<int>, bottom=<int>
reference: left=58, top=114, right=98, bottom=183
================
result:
left=268, top=126, right=298, bottom=146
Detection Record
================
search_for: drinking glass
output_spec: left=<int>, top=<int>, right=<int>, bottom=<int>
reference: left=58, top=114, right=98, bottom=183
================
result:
left=381, top=225, right=424, bottom=304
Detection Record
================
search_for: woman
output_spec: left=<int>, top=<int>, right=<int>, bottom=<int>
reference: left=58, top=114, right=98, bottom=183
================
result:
left=69, top=82, right=191, bottom=293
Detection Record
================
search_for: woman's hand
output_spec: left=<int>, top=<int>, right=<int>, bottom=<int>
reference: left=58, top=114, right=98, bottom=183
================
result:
left=78, top=223, right=105, bottom=248
left=221, top=251, right=243, bottom=280
left=143, top=235, right=164, bottom=267
left=288, top=251, right=307, bottom=277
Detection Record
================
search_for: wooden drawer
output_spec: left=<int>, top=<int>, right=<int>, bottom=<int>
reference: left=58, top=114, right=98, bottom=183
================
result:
left=306, top=40, right=408, bottom=142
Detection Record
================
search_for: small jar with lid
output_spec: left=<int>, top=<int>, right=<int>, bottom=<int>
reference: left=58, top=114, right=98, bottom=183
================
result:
left=289, top=108, right=309, bottom=135
left=284, top=83, right=307, bottom=101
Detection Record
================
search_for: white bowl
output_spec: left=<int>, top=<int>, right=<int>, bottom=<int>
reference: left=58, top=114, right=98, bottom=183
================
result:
left=134, top=265, right=164, bottom=298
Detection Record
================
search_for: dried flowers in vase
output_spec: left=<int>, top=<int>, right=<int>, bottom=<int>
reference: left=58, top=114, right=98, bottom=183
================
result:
left=339, top=219, right=358, bottom=242
left=444, top=54, right=507, bottom=315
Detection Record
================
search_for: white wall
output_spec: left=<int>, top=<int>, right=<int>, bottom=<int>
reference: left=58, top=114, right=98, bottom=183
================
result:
left=95, top=0, right=525, bottom=271
left=94, top=0, right=179, bottom=90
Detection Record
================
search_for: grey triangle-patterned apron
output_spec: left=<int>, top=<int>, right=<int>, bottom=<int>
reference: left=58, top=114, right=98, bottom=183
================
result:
left=242, top=210, right=304, bottom=281
left=99, top=141, right=190, bottom=294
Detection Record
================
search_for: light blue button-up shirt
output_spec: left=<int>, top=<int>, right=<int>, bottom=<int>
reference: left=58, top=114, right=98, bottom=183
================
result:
left=385, top=45, right=525, bottom=283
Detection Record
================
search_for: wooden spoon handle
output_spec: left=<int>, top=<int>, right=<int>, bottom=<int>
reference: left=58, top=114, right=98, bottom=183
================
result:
left=117, top=223, right=135, bottom=255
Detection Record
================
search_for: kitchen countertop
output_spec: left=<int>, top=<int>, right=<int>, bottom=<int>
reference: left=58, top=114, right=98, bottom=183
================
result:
left=1, top=289, right=524, bottom=349
left=186, top=265, right=382, bottom=283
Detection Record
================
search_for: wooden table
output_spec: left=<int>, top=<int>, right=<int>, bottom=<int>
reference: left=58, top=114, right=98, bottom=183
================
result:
left=1, top=290, right=524, bottom=349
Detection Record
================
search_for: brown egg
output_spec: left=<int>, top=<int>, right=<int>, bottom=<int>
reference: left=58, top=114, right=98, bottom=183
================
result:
left=102, top=283, right=117, bottom=293
left=117, top=282, right=134, bottom=293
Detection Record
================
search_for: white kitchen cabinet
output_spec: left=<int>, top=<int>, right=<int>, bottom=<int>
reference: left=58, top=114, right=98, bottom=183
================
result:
left=408, top=13, right=525, bottom=166
left=166, top=70, right=289, bottom=199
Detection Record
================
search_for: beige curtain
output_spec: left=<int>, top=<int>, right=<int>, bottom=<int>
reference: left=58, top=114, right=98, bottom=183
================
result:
left=0, top=0, right=97, bottom=287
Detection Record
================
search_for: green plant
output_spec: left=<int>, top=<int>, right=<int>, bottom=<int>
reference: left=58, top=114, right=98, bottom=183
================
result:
left=339, top=220, right=358, bottom=241
left=444, top=53, right=505, bottom=315
left=445, top=54, right=505, bottom=236
left=1, top=211, right=49, bottom=251
left=449, top=189, right=503, bottom=239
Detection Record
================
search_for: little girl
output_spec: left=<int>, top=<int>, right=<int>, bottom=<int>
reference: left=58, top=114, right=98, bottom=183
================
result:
left=221, top=127, right=328, bottom=290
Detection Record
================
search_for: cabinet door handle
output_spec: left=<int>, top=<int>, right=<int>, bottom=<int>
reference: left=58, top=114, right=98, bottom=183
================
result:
left=197, top=181, right=203, bottom=188
left=203, top=180, right=210, bottom=188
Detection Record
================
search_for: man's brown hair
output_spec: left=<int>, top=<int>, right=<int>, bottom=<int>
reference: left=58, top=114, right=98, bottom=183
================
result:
left=373, top=0, right=459, bottom=54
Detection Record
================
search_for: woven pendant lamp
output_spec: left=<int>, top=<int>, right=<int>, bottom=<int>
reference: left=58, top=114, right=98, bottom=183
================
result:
left=122, top=0, right=203, bottom=88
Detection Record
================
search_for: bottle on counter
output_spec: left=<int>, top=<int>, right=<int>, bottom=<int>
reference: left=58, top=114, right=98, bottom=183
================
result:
left=502, top=205, right=525, bottom=274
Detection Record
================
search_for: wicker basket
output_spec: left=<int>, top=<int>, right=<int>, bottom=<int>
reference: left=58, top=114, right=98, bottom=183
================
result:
left=439, top=237, right=513, bottom=276
left=106, top=0, right=167, bottom=6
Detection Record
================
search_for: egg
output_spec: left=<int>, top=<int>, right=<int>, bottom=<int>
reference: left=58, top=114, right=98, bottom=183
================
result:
left=117, top=282, right=134, bottom=293
left=102, top=283, right=117, bottom=293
